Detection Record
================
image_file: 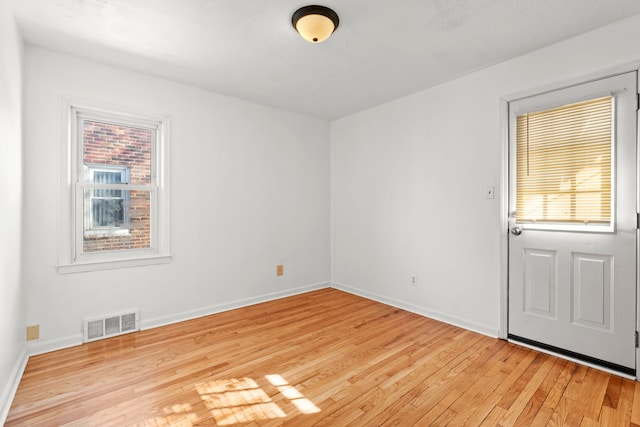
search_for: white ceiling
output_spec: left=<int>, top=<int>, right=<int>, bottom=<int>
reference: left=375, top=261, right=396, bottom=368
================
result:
left=10, top=0, right=640, bottom=120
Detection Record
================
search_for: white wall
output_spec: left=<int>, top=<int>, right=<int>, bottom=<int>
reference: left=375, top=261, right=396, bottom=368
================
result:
left=16, top=3, right=640, bottom=373
left=0, top=0, right=25, bottom=422
left=330, top=14, right=640, bottom=336
left=22, top=47, right=330, bottom=351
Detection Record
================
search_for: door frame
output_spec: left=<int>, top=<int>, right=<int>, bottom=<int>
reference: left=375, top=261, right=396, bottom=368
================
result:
left=499, top=62, right=640, bottom=378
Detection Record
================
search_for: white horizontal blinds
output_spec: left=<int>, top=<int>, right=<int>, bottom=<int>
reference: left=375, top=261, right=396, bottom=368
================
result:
left=515, top=96, right=613, bottom=225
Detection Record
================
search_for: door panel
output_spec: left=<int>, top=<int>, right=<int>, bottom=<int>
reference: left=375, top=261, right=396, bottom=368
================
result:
left=508, top=72, right=637, bottom=373
left=523, top=249, right=557, bottom=318
left=572, top=253, right=611, bottom=330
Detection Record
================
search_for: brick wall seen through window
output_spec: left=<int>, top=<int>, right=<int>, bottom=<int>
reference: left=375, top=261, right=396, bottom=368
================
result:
left=83, top=121, right=152, bottom=253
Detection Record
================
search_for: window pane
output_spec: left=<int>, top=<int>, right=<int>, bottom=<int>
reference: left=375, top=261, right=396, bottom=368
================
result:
left=84, top=189, right=152, bottom=253
left=93, top=170, right=123, bottom=184
left=91, top=197, right=124, bottom=227
left=515, top=96, right=612, bottom=225
left=83, top=120, right=152, bottom=185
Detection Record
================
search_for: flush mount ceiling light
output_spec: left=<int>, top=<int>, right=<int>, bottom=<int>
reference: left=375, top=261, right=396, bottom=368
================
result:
left=292, top=5, right=339, bottom=43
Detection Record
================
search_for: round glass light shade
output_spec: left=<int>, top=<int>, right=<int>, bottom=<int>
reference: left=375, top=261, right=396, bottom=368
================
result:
left=295, top=14, right=335, bottom=43
left=292, top=6, right=339, bottom=43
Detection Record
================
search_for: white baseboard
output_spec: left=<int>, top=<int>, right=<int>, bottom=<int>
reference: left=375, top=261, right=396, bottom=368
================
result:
left=331, top=282, right=500, bottom=338
left=20, top=283, right=331, bottom=355
left=0, top=346, right=29, bottom=426
left=26, top=334, right=83, bottom=357
left=140, top=282, right=330, bottom=331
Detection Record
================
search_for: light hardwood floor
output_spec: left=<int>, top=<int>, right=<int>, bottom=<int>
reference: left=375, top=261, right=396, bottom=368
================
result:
left=7, top=288, right=640, bottom=426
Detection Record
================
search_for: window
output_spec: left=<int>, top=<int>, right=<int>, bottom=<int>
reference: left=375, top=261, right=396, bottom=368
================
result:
left=514, top=96, right=613, bottom=229
left=84, top=164, right=130, bottom=233
left=58, top=102, right=170, bottom=273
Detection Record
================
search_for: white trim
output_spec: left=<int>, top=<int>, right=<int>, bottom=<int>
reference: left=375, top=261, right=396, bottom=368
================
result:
left=0, top=347, right=29, bottom=426
left=12, top=284, right=330, bottom=361
left=636, top=71, right=640, bottom=383
left=57, top=254, right=171, bottom=274
left=508, top=85, right=619, bottom=233
left=513, top=223, right=614, bottom=233
left=26, top=334, right=84, bottom=357
left=58, top=97, right=171, bottom=273
left=17, top=281, right=498, bottom=358
left=76, top=108, right=162, bottom=130
left=141, top=282, right=330, bottom=330
left=331, top=282, right=500, bottom=338
left=502, top=60, right=640, bottom=104
left=499, top=97, right=510, bottom=340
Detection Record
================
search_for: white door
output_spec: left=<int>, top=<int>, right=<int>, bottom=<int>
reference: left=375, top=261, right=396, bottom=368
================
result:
left=508, top=72, right=637, bottom=374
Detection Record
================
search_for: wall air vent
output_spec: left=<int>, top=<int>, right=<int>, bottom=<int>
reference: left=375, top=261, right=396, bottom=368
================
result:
left=83, top=310, right=139, bottom=343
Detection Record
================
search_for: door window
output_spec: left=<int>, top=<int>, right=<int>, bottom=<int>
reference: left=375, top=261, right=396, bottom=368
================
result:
left=514, top=96, right=614, bottom=231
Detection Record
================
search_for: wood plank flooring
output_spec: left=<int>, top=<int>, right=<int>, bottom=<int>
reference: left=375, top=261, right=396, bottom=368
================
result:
left=7, top=288, right=640, bottom=426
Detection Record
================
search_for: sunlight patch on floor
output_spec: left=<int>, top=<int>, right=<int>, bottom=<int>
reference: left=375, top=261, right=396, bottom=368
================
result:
left=195, top=375, right=320, bottom=425
left=136, top=374, right=321, bottom=426
left=135, top=403, right=198, bottom=426
left=265, top=374, right=321, bottom=414
left=197, top=377, right=286, bottom=425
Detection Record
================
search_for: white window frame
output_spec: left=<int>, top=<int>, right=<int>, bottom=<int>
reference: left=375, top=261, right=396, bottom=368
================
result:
left=58, top=99, right=171, bottom=273
left=508, top=88, right=618, bottom=234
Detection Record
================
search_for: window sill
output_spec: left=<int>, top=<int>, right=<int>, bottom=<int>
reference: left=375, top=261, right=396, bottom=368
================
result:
left=57, top=253, right=172, bottom=274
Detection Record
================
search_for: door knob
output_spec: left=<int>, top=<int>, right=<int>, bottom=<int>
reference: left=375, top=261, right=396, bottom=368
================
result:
left=511, top=227, right=522, bottom=236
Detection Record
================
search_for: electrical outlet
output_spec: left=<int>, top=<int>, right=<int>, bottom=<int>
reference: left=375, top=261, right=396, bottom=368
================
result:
left=26, top=325, right=40, bottom=341
left=411, top=275, right=417, bottom=286
left=277, top=265, right=284, bottom=276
